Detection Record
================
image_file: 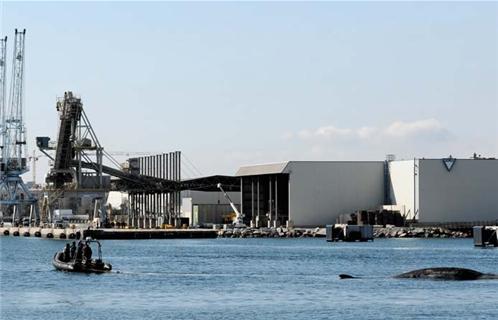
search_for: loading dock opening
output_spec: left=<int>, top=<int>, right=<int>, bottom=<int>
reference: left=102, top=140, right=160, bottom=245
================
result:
left=241, top=174, right=289, bottom=227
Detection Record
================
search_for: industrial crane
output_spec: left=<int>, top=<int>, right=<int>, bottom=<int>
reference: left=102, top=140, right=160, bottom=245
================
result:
left=0, top=36, right=6, bottom=157
left=0, top=29, right=39, bottom=226
left=217, top=183, right=245, bottom=227
left=28, top=149, right=157, bottom=186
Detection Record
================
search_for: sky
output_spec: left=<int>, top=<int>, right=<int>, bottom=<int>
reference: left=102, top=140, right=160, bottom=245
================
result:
left=0, top=1, right=497, bottom=183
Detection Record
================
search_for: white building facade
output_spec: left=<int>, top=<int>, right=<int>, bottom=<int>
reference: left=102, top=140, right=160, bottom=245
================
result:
left=236, top=158, right=498, bottom=227
left=236, top=161, right=385, bottom=227
left=388, top=158, right=498, bottom=223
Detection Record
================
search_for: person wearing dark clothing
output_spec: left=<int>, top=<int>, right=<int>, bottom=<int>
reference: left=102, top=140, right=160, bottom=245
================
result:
left=85, top=244, right=92, bottom=261
left=63, top=244, right=71, bottom=262
left=82, top=244, right=88, bottom=262
left=69, top=242, right=76, bottom=260
left=82, top=243, right=92, bottom=264
left=75, top=242, right=83, bottom=262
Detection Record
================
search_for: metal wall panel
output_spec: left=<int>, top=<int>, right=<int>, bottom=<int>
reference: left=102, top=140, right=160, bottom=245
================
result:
left=418, top=159, right=498, bottom=222
left=286, top=161, right=385, bottom=227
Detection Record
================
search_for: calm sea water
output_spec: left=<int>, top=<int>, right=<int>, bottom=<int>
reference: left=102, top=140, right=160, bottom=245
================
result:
left=1, top=237, right=497, bottom=320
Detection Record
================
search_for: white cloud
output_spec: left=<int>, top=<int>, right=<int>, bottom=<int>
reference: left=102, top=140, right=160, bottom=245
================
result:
left=288, top=118, right=450, bottom=143
left=297, top=129, right=312, bottom=139
left=281, top=131, right=294, bottom=140
left=357, top=126, right=378, bottom=140
left=314, top=125, right=352, bottom=138
left=276, top=118, right=460, bottom=162
left=384, top=118, right=445, bottom=138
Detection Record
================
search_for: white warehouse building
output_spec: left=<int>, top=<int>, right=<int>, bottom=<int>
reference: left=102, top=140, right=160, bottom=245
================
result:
left=236, top=161, right=385, bottom=227
left=236, top=158, right=498, bottom=227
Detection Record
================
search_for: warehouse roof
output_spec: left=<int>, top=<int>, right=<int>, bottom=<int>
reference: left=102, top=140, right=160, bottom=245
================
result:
left=235, top=160, right=389, bottom=177
left=235, top=162, right=289, bottom=177
left=182, top=175, right=240, bottom=191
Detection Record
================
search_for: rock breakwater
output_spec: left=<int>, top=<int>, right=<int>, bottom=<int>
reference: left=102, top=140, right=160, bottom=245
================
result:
left=374, top=226, right=471, bottom=238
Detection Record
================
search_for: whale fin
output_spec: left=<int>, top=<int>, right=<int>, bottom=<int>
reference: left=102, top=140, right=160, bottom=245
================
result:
left=339, top=274, right=356, bottom=279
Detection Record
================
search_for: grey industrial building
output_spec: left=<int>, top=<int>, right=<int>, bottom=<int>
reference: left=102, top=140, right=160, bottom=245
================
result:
left=235, top=158, right=498, bottom=227
left=236, top=161, right=385, bottom=227
left=388, top=158, right=498, bottom=223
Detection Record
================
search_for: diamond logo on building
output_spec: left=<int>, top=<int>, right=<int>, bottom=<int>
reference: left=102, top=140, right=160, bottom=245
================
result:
left=442, top=158, right=456, bottom=172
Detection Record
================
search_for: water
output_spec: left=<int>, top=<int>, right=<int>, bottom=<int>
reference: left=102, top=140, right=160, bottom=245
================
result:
left=1, top=237, right=497, bottom=320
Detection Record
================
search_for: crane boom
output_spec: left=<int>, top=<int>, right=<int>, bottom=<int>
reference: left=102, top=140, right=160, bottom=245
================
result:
left=217, top=183, right=245, bottom=227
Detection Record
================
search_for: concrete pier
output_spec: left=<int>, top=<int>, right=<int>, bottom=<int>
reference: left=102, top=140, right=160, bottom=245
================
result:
left=83, top=228, right=218, bottom=240
left=0, top=227, right=217, bottom=240
left=0, top=227, right=84, bottom=240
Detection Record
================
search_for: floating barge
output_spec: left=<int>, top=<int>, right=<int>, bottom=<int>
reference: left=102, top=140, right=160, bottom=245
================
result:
left=473, top=226, right=498, bottom=247
left=326, top=224, right=374, bottom=242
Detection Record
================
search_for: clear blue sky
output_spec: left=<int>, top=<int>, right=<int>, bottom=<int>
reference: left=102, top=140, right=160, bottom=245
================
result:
left=1, top=1, right=497, bottom=182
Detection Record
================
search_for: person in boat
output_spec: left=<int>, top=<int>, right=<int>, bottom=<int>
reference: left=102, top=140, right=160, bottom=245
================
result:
left=82, top=242, right=93, bottom=264
left=63, top=243, right=71, bottom=262
left=69, top=241, right=76, bottom=259
left=75, top=241, right=84, bottom=263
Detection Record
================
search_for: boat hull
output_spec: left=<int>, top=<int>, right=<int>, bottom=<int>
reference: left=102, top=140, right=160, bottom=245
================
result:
left=52, top=253, right=112, bottom=274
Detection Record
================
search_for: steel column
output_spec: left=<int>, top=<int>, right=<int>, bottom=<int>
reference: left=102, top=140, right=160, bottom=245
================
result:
left=257, top=178, right=260, bottom=225
left=251, top=179, right=254, bottom=226
left=269, top=176, right=272, bottom=227
left=240, top=177, right=243, bottom=221
left=275, top=176, right=278, bottom=227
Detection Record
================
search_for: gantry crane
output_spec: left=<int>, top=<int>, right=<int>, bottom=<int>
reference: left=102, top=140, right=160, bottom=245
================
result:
left=0, top=29, right=39, bottom=226
left=0, top=36, right=7, bottom=157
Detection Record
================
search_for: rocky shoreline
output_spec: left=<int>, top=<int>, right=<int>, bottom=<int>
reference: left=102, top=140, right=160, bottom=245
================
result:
left=217, top=226, right=472, bottom=239
left=217, top=227, right=326, bottom=238
left=374, top=226, right=471, bottom=238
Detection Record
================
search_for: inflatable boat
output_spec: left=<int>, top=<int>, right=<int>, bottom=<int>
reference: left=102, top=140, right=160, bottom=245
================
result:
left=52, top=239, right=112, bottom=273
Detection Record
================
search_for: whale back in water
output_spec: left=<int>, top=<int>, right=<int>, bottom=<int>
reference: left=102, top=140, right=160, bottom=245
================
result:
left=339, top=274, right=356, bottom=279
left=394, top=267, right=486, bottom=280
left=340, top=267, right=498, bottom=280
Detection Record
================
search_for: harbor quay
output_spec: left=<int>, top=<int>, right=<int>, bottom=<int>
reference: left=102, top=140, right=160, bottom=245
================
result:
left=0, top=224, right=478, bottom=240
left=0, top=226, right=217, bottom=240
